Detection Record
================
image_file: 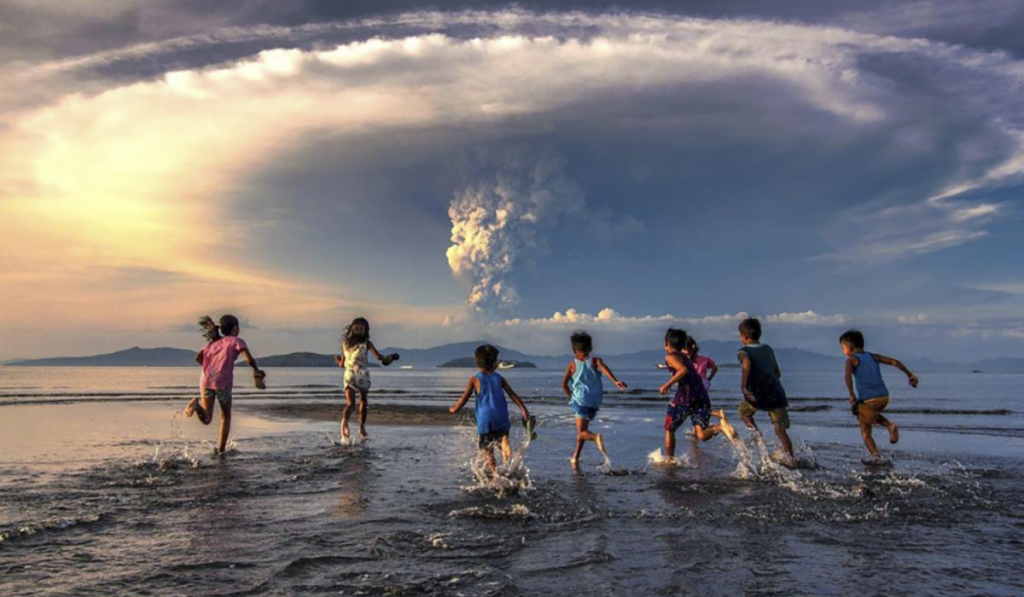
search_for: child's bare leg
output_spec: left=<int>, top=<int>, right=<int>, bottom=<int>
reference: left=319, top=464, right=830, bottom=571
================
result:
left=357, top=391, right=369, bottom=439
left=664, top=429, right=676, bottom=461
left=774, top=421, right=795, bottom=458
left=571, top=438, right=584, bottom=466
left=860, top=420, right=880, bottom=459
left=184, top=396, right=199, bottom=418
left=877, top=414, right=899, bottom=444
left=217, top=402, right=232, bottom=453
left=741, top=412, right=758, bottom=433
left=197, top=392, right=215, bottom=425
left=500, top=435, right=512, bottom=463
left=341, top=387, right=355, bottom=439
left=693, top=425, right=720, bottom=442
left=481, top=447, right=497, bottom=475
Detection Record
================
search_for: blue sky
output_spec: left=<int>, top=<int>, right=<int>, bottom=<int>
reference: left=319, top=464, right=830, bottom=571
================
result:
left=0, top=1, right=1021, bottom=360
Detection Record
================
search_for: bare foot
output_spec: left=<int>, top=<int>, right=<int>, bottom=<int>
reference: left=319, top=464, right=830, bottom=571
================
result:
left=183, top=398, right=198, bottom=418
left=889, top=424, right=899, bottom=444
left=712, top=409, right=726, bottom=419
left=359, top=427, right=369, bottom=441
left=595, top=434, right=608, bottom=457
left=341, top=422, right=351, bottom=442
left=718, top=416, right=737, bottom=442
left=569, top=457, right=579, bottom=469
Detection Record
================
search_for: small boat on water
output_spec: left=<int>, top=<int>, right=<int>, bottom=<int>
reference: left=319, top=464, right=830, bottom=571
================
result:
left=498, top=361, right=517, bottom=370
left=400, top=365, right=414, bottom=370
left=655, top=363, right=668, bottom=369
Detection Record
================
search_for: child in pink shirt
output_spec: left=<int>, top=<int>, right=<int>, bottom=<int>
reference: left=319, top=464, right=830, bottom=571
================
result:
left=686, top=337, right=718, bottom=392
left=184, top=315, right=264, bottom=454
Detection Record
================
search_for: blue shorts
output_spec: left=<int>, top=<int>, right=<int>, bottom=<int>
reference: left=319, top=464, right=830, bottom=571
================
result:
left=665, top=402, right=711, bottom=432
left=571, top=403, right=599, bottom=421
left=478, top=428, right=510, bottom=449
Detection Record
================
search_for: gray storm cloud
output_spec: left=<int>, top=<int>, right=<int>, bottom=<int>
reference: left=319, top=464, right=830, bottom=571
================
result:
left=446, top=151, right=585, bottom=314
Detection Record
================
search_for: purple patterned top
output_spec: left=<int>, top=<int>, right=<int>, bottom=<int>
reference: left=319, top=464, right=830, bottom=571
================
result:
left=667, top=352, right=710, bottom=409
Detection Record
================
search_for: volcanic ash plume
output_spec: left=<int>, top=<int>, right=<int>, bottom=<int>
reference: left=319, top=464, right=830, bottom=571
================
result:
left=446, top=153, right=584, bottom=313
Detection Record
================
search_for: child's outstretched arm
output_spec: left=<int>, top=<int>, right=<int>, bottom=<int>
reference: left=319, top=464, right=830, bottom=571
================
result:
left=707, top=359, right=719, bottom=381
left=367, top=341, right=384, bottom=361
left=561, top=362, right=574, bottom=399
left=659, top=354, right=688, bottom=394
left=595, top=358, right=628, bottom=390
left=194, top=349, right=204, bottom=365
left=502, top=378, right=530, bottom=419
left=875, top=354, right=919, bottom=387
left=239, top=348, right=262, bottom=374
left=450, top=378, right=475, bottom=414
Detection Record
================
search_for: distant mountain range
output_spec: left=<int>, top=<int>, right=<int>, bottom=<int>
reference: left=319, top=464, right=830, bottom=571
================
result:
left=5, top=342, right=1024, bottom=373
left=437, top=357, right=537, bottom=368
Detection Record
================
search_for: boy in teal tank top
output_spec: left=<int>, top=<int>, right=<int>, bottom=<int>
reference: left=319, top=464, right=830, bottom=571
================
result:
left=450, top=344, right=531, bottom=475
left=840, top=330, right=919, bottom=463
left=560, top=331, right=628, bottom=469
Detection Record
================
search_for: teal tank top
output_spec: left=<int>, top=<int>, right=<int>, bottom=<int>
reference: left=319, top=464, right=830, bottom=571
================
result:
left=570, top=358, right=603, bottom=408
left=853, top=352, right=889, bottom=402
left=474, top=371, right=510, bottom=434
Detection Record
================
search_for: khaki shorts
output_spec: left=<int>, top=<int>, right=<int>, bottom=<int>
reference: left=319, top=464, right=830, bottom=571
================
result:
left=738, top=400, right=790, bottom=429
left=856, top=396, right=889, bottom=425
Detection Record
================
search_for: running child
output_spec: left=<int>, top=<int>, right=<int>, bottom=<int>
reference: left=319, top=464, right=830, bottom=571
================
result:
left=659, top=328, right=736, bottom=463
left=736, top=318, right=794, bottom=462
left=560, top=331, right=628, bottom=469
left=184, top=315, right=265, bottom=454
left=334, top=317, right=399, bottom=442
left=840, top=330, right=919, bottom=462
left=449, top=344, right=530, bottom=475
left=685, top=337, right=718, bottom=391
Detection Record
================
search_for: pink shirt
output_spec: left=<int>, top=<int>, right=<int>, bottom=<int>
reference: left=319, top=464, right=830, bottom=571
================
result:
left=692, top=355, right=716, bottom=390
left=200, top=336, right=248, bottom=390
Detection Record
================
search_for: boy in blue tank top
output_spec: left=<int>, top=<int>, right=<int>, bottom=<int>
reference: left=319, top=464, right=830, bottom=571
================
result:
left=840, top=330, right=919, bottom=462
left=450, top=344, right=531, bottom=474
left=560, top=331, right=628, bottom=469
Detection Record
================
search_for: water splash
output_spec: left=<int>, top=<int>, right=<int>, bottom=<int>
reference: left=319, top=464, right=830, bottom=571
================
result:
left=647, top=448, right=695, bottom=468
left=462, top=442, right=533, bottom=498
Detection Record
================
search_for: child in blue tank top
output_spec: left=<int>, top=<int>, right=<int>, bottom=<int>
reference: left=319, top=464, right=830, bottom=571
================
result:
left=560, top=331, right=628, bottom=469
left=450, top=344, right=530, bottom=474
left=840, top=330, right=919, bottom=463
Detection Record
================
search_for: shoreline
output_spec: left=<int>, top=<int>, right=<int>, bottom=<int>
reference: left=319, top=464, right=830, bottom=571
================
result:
left=242, top=401, right=458, bottom=426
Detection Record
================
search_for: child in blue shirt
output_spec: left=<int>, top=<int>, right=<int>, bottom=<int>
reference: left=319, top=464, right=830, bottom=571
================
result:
left=840, top=330, right=919, bottom=462
left=560, top=331, right=628, bottom=469
left=450, top=344, right=530, bottom=475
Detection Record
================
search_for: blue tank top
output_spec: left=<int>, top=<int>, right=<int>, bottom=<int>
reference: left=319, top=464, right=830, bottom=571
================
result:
left=570, top=358, right=603, bottom=408
left=853, top=352, right=889, bottom=402
left=474, top=371, right=510, bottom=434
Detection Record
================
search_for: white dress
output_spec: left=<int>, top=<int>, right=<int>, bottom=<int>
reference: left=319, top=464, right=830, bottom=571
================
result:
left=343, top=343, right=371, bottom=392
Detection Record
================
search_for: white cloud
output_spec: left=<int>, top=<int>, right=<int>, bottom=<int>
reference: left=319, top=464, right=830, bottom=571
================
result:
left=2, top=9, right=1023, bottom=354
left=503, top=308, right=846, bottom=328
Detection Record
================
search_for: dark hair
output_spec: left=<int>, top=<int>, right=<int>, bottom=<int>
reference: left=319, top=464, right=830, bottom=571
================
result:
left=738, top=318, right=762, bottom=342
left=686, top=336, right=699, bottom=356
left=570, top=331, right=593, bottom=354
left=839, top=329, right=865, bottom=350
left=343, top=317, right=371, bottom=349
left=198, top=314, right=240, bottom=342
left=664, top=328, right=689, bottom=350
left=474, top=344, right=500, bottom=370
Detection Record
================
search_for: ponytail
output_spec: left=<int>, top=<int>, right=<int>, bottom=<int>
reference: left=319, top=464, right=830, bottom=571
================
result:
left=198, top=315, right=222, bottom=342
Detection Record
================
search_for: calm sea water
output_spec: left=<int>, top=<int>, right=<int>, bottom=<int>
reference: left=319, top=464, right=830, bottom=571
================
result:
left=1, top=367, right=1022, bottom=596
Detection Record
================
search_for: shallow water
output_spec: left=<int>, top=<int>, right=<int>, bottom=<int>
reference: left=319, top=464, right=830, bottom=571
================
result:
left=1, top=368, right=1022, bottom=596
